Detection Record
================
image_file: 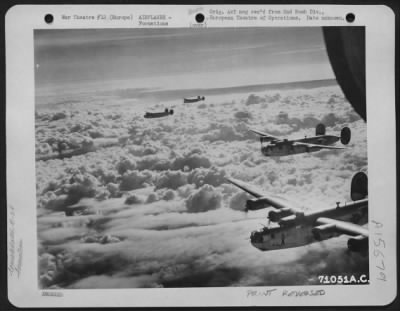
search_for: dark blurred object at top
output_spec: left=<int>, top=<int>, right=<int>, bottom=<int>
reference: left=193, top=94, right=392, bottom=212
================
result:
left=323, top=27, right=366, bottom=121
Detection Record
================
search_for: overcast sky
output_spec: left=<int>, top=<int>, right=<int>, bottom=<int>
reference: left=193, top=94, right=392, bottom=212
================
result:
left=35, top=27, right=335, bottom=92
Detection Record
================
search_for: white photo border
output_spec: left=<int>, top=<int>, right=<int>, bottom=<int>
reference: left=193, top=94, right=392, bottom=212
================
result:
left=6, top=4, right=396, bottom=307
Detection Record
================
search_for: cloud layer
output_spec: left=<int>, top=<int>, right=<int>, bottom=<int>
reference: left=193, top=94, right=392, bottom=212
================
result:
left=36, top=83, right=368, bottom=289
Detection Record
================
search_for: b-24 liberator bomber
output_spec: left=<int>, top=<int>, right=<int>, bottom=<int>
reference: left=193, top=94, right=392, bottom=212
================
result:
left=251, top=123, right=351, bottom=157
left=227, top=170, right=368, bottom=253
left=144, top=108, right=174, bottom=119
left=183, top=96, right=205, bottom=103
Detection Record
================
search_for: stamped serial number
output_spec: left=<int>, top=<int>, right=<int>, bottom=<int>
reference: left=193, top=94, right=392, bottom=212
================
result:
left=318, top=274, right=369, bottom=285
left=42, top=291, right=63, bottom=297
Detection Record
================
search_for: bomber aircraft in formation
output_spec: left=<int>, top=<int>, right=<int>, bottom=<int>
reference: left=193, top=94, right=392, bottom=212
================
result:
left=144, top=108, right=174, bottom=119
left=143, top=96, right=206, bottom=119
left=183, top=96, right=205, bottom=103
left=227, top=170, right=368, bottom=253
left=251, top=123, right=351, bottom=157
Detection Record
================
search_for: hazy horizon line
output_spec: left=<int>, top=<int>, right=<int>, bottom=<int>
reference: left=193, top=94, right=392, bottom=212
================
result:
left=36, top=78, right=338, bottom=107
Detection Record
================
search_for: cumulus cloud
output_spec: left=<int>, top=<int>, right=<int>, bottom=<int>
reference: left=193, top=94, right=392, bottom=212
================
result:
left=116, top=156, right=137, bottom=174
left=244, top=94, right=267, bottom=106
left=136, top=155, right=172, bottom=171
left=146, top=193, right=159, bottom=203
left=171, top=153, right=211, bottom=171
left=185, top=185, right=222, bottom=213
left=202, top=123, right=254, bottom=142
left=63, top=173, right=100, bottom=205
left=234, top=110, right=252, bottom=121
left=106, top=183, right=121, bottom=198
left=51, top=111, right=68, bottom=121
left=320, top=112, right=346, bottom=127
left=187, top=167, right=226, bottom=188
left=124, top=194, right=144, bottom=205
left=41, top=193, right=68, bottom=212
left=155, top=170, right=188, bottom=190
left=176, top=184, right=196, bottom=199
left=119, top=170, right=153, bottom=191
left=229, top=192, right=251, bottom=211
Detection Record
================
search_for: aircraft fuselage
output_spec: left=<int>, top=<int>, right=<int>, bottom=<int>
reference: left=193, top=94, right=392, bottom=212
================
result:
left=250, top=199, right=368, bottom=251
left=261, top=135, right=340, bottom=157
left=294, top=135, right=340, bottom=145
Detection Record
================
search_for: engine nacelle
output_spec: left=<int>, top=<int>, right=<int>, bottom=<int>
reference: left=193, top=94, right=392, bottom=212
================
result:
left=268, top=208, right=293, bottom=222
left=311, top=224, right=337, bottom=241
left=351, top=170, right=368, bottom=201
left=347, top=236, right=368, bottom=252
left=245, top=197, right=270, bottom=211
left=260, top=136, right=275, bottom=144
left=279, top=214, right=297, bottom=227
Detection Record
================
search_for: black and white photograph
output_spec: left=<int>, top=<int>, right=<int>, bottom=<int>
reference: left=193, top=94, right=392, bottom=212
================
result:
left=34, top=26, right=370, bottom=289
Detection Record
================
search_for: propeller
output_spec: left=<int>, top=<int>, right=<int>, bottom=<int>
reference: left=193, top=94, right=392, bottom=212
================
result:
left=267, top=211, right=275, bottom=225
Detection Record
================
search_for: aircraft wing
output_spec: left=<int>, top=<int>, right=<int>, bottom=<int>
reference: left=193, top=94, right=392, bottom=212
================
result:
left=249, top=129, right=279, bottom=142
left=292, top=142, right=345, bottom=150
left=226, top=177, right=301, bottom=213
left=316, top=217, right=369, bottom=237
left=226, top=177, right=266, bottom=198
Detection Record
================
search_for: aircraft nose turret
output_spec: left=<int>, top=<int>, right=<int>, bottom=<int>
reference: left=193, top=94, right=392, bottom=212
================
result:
left=250, top=231, right=263, bottom=244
